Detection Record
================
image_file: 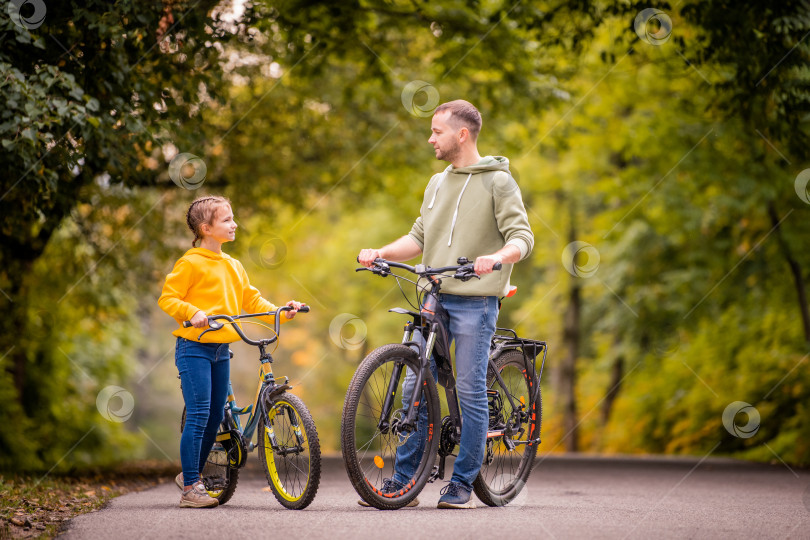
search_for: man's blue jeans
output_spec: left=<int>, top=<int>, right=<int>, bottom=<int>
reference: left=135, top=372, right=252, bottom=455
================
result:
left=175, top=337, right=230, bottom=487
left=392, top=294, right=498, bottom=491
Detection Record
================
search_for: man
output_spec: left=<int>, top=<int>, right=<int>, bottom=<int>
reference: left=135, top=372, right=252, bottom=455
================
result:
left=358, top=100, right=534, bottom=509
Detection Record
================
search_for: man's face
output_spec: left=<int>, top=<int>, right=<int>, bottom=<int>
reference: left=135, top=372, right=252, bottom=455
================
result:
left=428, top=110, right=461, bottom=163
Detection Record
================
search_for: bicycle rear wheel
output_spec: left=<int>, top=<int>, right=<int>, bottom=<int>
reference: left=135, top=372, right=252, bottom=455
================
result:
left=472, top=349, right=541, bottom=506
left=341, top=344, right=440, bottom=510
left=180, top=408, right=240, bottom=505
left=259, top=392, right=321, bottom=510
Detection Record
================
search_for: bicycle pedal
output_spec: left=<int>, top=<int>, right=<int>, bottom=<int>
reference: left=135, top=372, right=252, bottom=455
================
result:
left=427, top=465, right=439, bottom=483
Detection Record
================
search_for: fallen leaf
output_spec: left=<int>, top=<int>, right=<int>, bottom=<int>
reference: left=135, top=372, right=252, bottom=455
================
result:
left=262, top=487, right=273, bottom=492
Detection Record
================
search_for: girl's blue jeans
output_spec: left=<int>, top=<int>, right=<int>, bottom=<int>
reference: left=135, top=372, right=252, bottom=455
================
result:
left=175, top=337, right=230, bottom=487
left=392, top=294, right=498, bottom=491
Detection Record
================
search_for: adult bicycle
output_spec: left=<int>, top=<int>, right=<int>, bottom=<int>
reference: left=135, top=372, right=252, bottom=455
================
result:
left=342, top=258, right=547, bottom=509
left=180, top=305, right=321, bottom=510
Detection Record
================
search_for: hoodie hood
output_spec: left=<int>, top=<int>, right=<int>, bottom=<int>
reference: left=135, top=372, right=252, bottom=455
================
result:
left=450, top=155, right=511, bottom=174
left=427, top=156, right=513, bottom=245
left=184, top=247, right=231, bottom=261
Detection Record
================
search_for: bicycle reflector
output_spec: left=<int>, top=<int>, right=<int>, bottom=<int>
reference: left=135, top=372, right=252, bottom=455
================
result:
left=506, top=286, right=518, bottom=298
left=374, top=455, right=385, bottom=469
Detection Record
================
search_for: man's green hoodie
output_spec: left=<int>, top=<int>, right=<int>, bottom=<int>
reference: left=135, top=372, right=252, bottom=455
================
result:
left=408, top=156, right=534, bottom=296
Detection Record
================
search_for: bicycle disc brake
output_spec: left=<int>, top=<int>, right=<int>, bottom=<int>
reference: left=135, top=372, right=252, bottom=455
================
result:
left=390, top=409, right=415, bottom=447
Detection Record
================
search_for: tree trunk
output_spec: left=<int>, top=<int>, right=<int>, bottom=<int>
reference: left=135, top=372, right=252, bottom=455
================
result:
left=601, top=348, right=624, bottom=425
left=768, top=204, right=810, bottom=343
left=560, top=217, right=581, bottom=452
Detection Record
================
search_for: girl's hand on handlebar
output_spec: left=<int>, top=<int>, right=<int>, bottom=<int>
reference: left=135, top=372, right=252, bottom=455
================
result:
left=474, top=254, right=503, bottom=275
left=284, top=300, right=306, bottom=319
left=190, top=310, right=209, bottom=328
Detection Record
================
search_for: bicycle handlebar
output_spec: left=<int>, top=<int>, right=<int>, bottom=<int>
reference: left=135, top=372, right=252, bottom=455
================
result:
left=356, top=257, right=501, bottom=281
left=182, top=305, right=310, bottom=346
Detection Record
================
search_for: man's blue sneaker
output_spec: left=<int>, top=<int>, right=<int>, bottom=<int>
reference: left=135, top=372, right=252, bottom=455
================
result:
left=437, top=481, right=475, bottom=509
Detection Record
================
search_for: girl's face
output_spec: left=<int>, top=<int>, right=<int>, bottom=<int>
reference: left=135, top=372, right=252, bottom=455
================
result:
left=202, top=204, right=237, bottom=244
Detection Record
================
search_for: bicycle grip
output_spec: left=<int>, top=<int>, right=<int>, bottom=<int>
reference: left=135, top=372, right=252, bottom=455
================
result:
left=299, top=305, right=311, bottom=313
left=183, top=321, right=192, bottom=328
left=493, top=262, right=502, bottom=271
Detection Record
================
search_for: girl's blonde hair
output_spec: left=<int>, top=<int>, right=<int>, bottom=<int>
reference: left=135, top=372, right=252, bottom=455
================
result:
left=186, top=195, right=231, bottom=247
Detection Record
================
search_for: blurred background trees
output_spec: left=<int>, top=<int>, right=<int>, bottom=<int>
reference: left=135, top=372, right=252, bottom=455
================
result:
left=1, top=0, right=808, bottom=471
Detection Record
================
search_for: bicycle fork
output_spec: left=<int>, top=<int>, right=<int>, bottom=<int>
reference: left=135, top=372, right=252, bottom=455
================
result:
left=376, top=321, right=437, bottom=438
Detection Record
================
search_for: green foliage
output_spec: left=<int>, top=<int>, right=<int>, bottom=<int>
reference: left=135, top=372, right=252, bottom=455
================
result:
left=1, top=0, right=809, bottom=473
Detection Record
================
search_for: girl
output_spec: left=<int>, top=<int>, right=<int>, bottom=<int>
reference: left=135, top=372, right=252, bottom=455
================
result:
left=158, top=195, right=304, bottom=508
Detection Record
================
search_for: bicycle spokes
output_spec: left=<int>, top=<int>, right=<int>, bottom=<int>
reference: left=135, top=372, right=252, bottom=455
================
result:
left=473, top=350, right=540, bottom=506
left=260, top=394, right=321, bottom=509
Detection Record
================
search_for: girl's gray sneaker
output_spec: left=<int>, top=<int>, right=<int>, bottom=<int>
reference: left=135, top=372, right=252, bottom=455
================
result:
left=179, top=482, right=218, bottom=508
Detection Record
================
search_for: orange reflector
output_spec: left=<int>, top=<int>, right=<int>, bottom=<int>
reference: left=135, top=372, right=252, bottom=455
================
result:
left=506, top=286, right=518, bottom=298
left=374, top=455, right=384, bottom=469
left=520, top=396, right=525, bottom=405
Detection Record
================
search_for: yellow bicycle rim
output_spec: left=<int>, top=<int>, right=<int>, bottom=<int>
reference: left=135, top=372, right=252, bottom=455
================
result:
left=264, top=401, right=310, bottom=501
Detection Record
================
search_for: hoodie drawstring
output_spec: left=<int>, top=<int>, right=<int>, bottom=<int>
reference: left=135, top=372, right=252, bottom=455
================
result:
left=447, top=173, right=472, bottom=246
left=427, top=166, right=452, bottom=210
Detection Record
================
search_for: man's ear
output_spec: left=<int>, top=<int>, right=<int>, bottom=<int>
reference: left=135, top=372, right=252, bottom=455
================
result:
left=458, top=127, right=470, bottom=144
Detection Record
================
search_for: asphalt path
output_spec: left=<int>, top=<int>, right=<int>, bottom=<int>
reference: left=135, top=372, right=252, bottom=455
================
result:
left=62, top=454, right=810, bottom=539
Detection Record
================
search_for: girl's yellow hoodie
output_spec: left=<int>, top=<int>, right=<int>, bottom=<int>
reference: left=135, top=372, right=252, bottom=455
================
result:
left=158, top=247, right=284, bottom=343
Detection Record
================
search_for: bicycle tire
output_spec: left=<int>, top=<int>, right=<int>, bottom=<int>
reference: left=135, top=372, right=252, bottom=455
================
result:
left=341, top=343, right=440, bottom=510
left=180, top=407, right=240, bottom=505
left=472, top=349, right=541, bottom=507
left=259, top=392, right=321, bottom=510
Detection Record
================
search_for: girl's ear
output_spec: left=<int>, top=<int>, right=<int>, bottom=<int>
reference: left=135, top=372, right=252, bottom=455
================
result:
left=199, top=222, right=211, bottom=236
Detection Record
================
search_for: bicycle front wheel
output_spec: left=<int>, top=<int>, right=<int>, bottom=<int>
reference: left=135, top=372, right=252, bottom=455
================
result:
left=180, top=408, right=240, bottom=505
left=341, top=344, right=440, bottom=510
left=473, top=349, right=541, bottom=506
left=258, top=392, right=321, bottom=510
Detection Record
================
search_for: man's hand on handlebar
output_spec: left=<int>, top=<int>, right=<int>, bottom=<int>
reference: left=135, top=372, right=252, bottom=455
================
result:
left=474, top=254, right=504, bottom=276
left=357, top=249, right=381, bottom=268
left=189, top=310, right=209, bottom=328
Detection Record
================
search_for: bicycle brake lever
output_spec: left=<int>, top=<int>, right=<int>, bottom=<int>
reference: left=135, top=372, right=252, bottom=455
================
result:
left=453, top=266, right=480, bottom=281
left=196, top=320, right=224, bottom=340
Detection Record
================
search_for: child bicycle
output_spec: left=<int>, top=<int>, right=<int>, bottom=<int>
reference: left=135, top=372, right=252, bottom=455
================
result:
left=180, top=305, right=321, bottom=510
left=341, top=258, right=547, bottom=509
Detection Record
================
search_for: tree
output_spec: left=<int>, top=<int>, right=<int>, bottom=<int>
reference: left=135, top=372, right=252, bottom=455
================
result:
left=0, top=0, right=240, bottom=468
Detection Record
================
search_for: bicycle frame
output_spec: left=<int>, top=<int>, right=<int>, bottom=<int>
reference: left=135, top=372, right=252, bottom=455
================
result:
left=375, top=271, right=547, bottom=470
left=189, top=307, right=308, bottom=462
left=221, top=358, right=294, bottom=452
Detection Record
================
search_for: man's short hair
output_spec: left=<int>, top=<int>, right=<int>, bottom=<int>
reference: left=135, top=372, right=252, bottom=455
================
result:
left=435, top=100, right=482, bottom=141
